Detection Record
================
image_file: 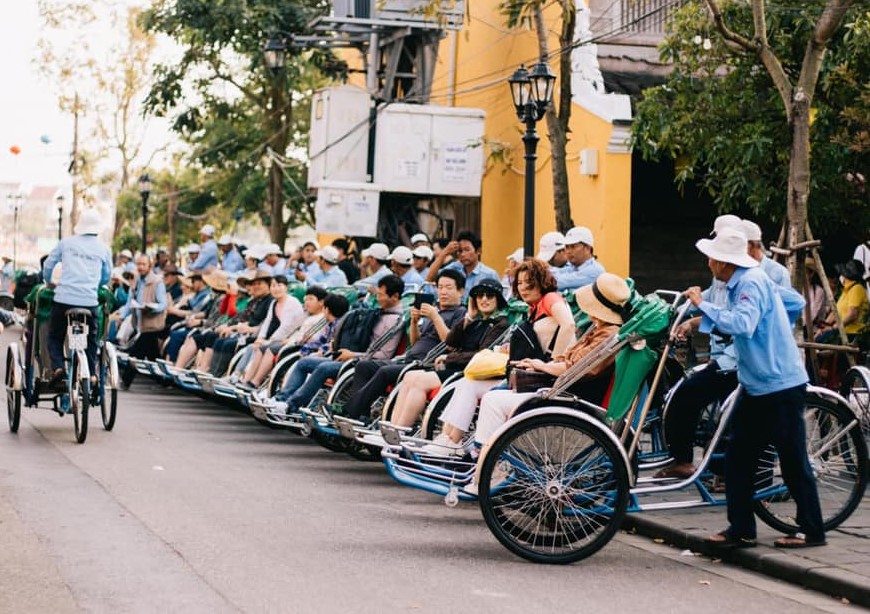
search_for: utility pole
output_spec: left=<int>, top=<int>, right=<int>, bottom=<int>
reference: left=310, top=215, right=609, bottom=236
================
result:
left=69, top=92, right=80, bottom=229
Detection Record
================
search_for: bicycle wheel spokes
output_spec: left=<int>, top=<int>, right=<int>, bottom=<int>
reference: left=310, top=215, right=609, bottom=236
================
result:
left=754, top=394, right=867, bottom=533
left=480, top=416, right=629, bottom=564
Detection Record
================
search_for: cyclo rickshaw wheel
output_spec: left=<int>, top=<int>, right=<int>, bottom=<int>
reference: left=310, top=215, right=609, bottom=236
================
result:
left=6, top=351, right=21, bottom=433
left=753, top=391, right=868, bottom=534
left=71, top=357, right=90, bottom=444
left=478, top=412, right=631, bottom=565
left=100, top=349, right=117, bottom=431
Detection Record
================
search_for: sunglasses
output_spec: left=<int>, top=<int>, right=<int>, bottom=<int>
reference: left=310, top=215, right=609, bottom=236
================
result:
left=475, top=290, right=499, bottom=299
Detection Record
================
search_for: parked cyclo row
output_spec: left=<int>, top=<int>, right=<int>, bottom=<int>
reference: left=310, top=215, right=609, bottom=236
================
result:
left=107, top=262, right=866, bottom=564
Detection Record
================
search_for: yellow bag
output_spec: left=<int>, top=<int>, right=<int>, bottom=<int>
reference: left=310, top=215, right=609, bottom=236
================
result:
left=463, top=349, right=509, bottom=380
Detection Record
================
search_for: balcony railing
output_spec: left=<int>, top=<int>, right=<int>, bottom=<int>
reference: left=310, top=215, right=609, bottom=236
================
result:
left=619, top=0, right=682, bottom=34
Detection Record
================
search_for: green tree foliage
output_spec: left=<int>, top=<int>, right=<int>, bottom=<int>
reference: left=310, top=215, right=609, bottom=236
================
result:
left=141, top=0, right=345, bottom=243
left=632, top=1, right=868, bottom=234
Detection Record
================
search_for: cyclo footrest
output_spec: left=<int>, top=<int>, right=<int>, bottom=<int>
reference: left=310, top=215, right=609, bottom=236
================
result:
left=380, top=422, right=413, bottom=446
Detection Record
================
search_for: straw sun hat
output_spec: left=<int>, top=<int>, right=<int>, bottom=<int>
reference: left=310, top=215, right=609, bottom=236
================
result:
left=575, top=273, right=632, bottom=325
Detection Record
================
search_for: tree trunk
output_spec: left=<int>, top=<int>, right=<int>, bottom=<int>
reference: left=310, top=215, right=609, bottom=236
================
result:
left=167, top=188, right=178, bottom=263
left=785, top=99, right=811, bottom=291
left=532, top=4, right=574, bottom=234
left=266, top=73, right=292, bottom=245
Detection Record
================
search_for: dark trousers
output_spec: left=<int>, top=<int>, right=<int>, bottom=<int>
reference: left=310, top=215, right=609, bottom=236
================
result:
left=725, top=384, right=824, bottom=541
left=343, top=360, right=405, bottom=420
left=664, top=361, right=738, bottom=463
left=48, top=302, right=99, bottom=376
left=210, top=335, right=246, bottom=377
left=121, top=331, right=161, bottom=386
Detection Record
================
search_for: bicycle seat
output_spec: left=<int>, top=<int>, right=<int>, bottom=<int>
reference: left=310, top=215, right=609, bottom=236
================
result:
left=65, top=308, right=93, bottom=319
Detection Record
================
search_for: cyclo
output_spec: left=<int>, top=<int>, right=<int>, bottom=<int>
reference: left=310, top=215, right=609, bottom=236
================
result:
left=5, top=282, right=120, bottom=443
left=385, top=290, right=867, bottom=564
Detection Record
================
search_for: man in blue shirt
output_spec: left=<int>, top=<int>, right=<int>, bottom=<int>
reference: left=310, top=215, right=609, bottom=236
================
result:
left=218, top=235, right=245, bottom=274
left=189, top=224, right=219, bottom=272
left=741, top=219, right=792, bottom=289
left=552, top=226, right=605, bottom=291
left=43, top=208, right=113, bottom=386
left=390, top=246, right=424, bottom=289
left=424, top=230, right=498, bottom=299
left=307, top=246, right=348, bottom=287
left=119, top=255, right=168, bottom=389
left=354, top=243, right=392, bottom=292
left=257, top=244, right=286, bottom=276
left=688, top=226, right=824, bottom=550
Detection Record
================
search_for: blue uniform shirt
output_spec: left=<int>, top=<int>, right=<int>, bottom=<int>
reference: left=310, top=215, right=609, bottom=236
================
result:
left=221, top=248, right=245, bottom=274
left=189, top=239, right=219, bottom=271
left=354, top=265, right=392, bottom=291
left=699, top=279, right=737, bottom=371
left=698, top=266, right=807, bottom=396
left=760, top=256, right=791, bottom=289
left=43, top=234, right=112, bottom=307
left=552, top=257, right=605, bottom=291
left=309, top=265, right=348, bottom=288
left=401, top=267, right=425, bottom=290
left=258, top=259, right=287, bottom=276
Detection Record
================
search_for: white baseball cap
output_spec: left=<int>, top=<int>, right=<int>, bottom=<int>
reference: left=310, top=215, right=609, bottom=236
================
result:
left=506, top=248, right=524, bottom=263
left=120, top=249, right=133, bottom=259
left=564, top=226, right=594, bottom=247
left=695, top=227, right=758, bottom=268
left=186, top=243, right=201, bottom=253
left=199, top=224, right=216, bottom=237
left=361, top=242, right=390, bottom=262
left=317, top=245, right=340, bottom=264
left=217, top=234, right=234, bottom=246
left=537, top=231, right=566, bottom=262
left=264, top=243, right=282, bottom=256
left=712, top=214, right=742, bottom=236
left=412, top=246, right=434, bottom=261
left=410, top=233, right=430, bottom=245
left=390, top=246, right=414, bottom=266
left=741, top=219, right=763, bottom=242
left=244, top=244, right=264, bottom=260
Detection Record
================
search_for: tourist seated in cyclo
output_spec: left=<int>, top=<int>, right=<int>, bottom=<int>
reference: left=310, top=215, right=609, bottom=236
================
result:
left=337, top=269, right=467, bottom=424
left=162, top=271, right=212, bottom=334
left=463, top=272, right=631, bottom=493
left=388, top=277, right=509, bottom=430
left=268, top=274, right=406, bottom=417
left=194, top=270, right=275, bottom=377
left=164, top=271, right=236, bottom=362
left=238, top=285, right=330, bottom=388
left=295, top=245, right=347, bottom=287
left=234, top=275, right=304, bottom=389
left=172, top=270, right=257, bottom=372
left=421, top=259, right=577, bottom=456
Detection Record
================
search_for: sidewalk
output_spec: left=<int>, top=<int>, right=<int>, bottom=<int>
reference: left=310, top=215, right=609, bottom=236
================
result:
left=624, top=499, right=870, bottom=607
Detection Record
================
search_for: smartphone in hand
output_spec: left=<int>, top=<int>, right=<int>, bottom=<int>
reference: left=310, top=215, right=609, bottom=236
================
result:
left=413, top=292, right=436, bottom=310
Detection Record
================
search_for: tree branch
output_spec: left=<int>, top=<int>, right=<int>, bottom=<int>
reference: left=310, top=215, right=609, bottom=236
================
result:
left=703, top=0, right=757, bottom=51
left=796, top=0, right=855, bottom=102
left=207, top=57, right=264, bottom=106
left=749, top=0, right=794, bottom=120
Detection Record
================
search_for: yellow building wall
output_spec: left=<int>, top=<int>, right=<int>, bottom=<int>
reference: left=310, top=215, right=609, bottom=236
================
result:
left=427, top=1, right=632, bottom=276
left=327, top=1, right=631, bottom=276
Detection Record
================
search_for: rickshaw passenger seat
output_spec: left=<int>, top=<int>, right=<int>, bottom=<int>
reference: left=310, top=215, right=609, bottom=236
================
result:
left=65, top=308, right=94, bottom=319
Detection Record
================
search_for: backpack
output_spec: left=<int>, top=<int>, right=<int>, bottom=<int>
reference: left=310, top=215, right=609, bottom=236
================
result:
left=333, top=307, right=382, bottom=353
left=508, top=320, right=560, bottom=366
left=13, top=272, right=41, bottom=309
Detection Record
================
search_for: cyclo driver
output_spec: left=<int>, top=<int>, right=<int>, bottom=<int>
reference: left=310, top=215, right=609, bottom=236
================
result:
left=42, top=209, right=112, bottom=389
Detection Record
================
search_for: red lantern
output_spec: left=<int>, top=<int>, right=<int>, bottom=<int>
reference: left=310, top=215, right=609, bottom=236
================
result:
left=9, top=145, right=21, bottom=155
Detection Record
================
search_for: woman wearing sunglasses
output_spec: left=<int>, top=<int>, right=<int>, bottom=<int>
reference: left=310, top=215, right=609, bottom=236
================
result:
left=389, top=278, right=509, bottom=430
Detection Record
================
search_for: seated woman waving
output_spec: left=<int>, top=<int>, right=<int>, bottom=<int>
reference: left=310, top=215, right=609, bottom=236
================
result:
left=390, top=278, right=510, bottom=429
left=464, top=272, right=630, bottom=493
left=425, top=259, right=577, bottom=456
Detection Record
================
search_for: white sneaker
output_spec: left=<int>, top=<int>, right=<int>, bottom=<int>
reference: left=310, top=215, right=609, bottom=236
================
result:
left=421, top=434, right=464, bottom=457
left=269, top=401, right=289, bottom=415
left=462, top=481, right=478, bottom=496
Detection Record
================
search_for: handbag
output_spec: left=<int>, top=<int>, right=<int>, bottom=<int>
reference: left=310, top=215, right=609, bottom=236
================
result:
left=509, top=368, right=557, bottom=393
left=463, top=349, right=509, bottom=380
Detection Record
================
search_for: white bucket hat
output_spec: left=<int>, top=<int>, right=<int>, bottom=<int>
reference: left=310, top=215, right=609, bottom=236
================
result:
left=390, top=246, right=414, bottom=266
left=564, top=226, right=594, bottom=247
left=317, top=245, right=340, bottom=265
left=75, top=208, right=103, bottom=235
left=712, top=214, right=742, bottom=236
left=741, top=219, right=763, bottom=242
left=199, top=224, right=216, bottom=237
left=362, top=243, right=390, bottom=262
left=695, top=227, right=758, bottom=268
left=537, top=231, right=566, bottom=262
left=264, top=243, right=282, bottom=256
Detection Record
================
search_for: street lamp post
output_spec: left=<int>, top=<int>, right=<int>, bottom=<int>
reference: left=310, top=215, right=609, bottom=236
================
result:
left=262, top=34, right=288, bottom=73
left=138, top=173, right=152, bottom=255
left=508, top=61, right=556, bottom=258
left=55, top=193, right=65, bottom=241
left=10, top=192, right=25, bottom=270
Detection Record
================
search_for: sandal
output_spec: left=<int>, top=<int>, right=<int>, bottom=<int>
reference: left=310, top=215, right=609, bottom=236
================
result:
left=774, top=534, right=826, bottom=549
left=704, top=530, right=756, bottom=549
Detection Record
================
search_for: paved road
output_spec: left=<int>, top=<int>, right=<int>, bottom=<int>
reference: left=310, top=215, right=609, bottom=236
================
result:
left=0, top=335, right=857, bottom=612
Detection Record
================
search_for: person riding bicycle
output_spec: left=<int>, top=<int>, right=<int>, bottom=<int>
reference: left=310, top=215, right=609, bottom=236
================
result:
left=42, top=208, right=112, bottom=388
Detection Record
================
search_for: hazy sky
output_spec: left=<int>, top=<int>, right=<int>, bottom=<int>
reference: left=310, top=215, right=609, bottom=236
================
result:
left=0, top=1, right=173, bottom=192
